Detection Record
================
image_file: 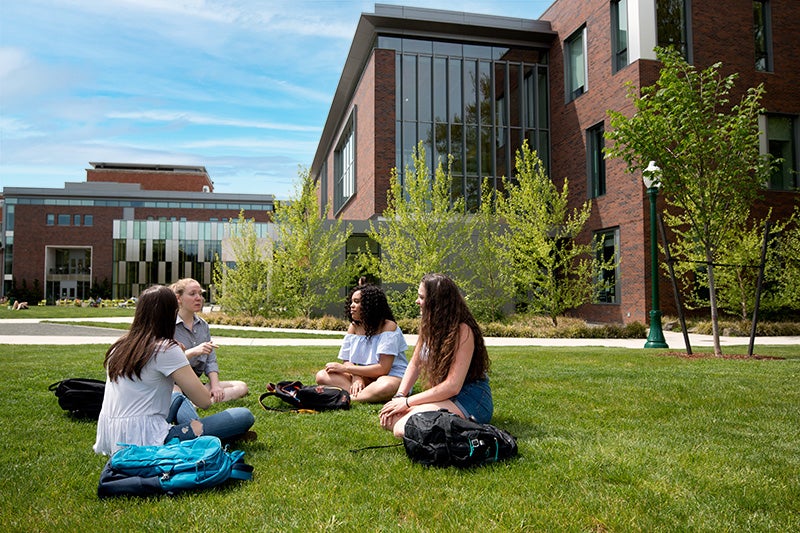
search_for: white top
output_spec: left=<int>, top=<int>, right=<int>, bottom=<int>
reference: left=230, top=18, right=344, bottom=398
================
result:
left=338, top=328, right=409, bottom=378
left=93, top=341, right=189, bottom=455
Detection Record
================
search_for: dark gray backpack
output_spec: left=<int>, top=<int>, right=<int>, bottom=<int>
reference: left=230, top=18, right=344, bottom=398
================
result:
left=49, top=378, right=105, bottom=419
left=403, top=410, right=518, bottom=468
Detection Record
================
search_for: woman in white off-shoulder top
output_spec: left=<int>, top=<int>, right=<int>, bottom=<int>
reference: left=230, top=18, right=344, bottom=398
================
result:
left=315, top=284, right=408, bottom=403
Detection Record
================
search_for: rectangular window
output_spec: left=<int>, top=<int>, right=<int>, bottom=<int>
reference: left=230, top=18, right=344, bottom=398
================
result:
left=565, top=26, right=587, bottom=101
left=611, top=0, right=629, bottom=73
left=334, top=111, right=356, bottom=213
left=57, top=214, right=70, bottom=226
left=587, top=123, right=606, bottom=198
left=318, top=161, right=328, bottom=216
left=657, top=0, right=690, bottom=61
left=47, top=213, right=55, bottom=226
left=73, top=214, right=81, bottom=226
left=764, top=115, right=798, bottom=190
left=84, top=214, right=94, bottom=226
left=753, top=0, right=772, bottom=72
left=595, top=228, right=620, bottom=304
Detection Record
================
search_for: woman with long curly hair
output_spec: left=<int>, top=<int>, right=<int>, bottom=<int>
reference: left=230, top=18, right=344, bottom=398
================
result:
left=379, top=273, right=492, bottom=437
left=93, top=285, right=255, bottom=455
left=315, top=283, right=408, bottom=403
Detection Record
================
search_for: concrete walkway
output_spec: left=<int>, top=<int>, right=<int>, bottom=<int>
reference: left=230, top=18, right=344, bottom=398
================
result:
left=0, top=317, right=798, bottom=350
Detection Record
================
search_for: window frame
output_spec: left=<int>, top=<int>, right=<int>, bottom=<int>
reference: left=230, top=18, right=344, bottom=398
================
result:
left=564, top=25, right=587, bottom=102
left=761, top=113, right=799, bottom=191
left=753, top=0, right=773, bottom=72
left=333, top=109, right=357, bottom=214
left=594, top=227, right=620, bottom=304
left=656, top=0, right=692, bottom=63
left=587, top=122, right=606, bottom=198
left=611, top=0, right=629, bottom=73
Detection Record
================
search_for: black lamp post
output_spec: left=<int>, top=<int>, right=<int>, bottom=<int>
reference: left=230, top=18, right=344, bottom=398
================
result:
left=643, top=161, right=668, bottom=349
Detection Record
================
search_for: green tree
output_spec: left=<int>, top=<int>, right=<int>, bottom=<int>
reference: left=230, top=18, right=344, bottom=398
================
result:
left=606, top=47, right=770, bottom=355
left=767, top=208, right=800, bottom=316
left=467, top=182, right=514, bottom=321
left=212, top=211, right=272, bottom=317
left=495, top=142, right=603, bottom=326
left=272, top=167, right=352, bottom=318
left=687, top=212, right=791, bottom=321
left=369, top=142, right=476, bottom=316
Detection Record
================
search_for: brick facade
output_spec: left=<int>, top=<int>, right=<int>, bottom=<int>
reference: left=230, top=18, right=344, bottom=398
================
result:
left=310, top=1, right=800, bottom=325
left=87, top=163, right=214, bottom=192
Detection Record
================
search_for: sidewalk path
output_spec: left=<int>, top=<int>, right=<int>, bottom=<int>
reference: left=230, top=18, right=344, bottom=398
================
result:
left=0, top=318, right=798, bottom=350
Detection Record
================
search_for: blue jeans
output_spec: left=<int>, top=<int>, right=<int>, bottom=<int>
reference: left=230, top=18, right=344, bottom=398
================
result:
left=165, top=393, right=254, bottom=443
left=452, top=378, right=493, bottom=424
left=168, top=392, right=200, bottom=424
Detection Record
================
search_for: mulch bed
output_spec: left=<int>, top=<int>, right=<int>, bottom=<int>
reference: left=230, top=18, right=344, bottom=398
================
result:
left=658, top=351, right=785, bottom=360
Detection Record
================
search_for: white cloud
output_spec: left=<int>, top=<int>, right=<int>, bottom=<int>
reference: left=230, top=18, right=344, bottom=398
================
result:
left=106, top=110, right=320, bottom=132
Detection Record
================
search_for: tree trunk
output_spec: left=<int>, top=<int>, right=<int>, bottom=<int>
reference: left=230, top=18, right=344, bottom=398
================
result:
left=707, top=259, right=723, bottom=356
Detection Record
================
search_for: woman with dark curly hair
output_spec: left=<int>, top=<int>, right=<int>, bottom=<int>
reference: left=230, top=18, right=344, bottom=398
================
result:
left=379, top=273, right=492, bottom=437
left=315, top=284, right=408, bottom=403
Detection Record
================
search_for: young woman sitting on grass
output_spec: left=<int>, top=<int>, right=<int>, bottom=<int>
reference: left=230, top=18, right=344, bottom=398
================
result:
left=315, top=283, right=408, bottom=403
left=379, top=273, right=492, bottom=437
left=171, top=278, right=249, bottom=403
left=93, top=285, right=255, bottom=456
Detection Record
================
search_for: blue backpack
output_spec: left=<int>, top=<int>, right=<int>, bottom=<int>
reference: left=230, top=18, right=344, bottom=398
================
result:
left=97, top=436, right=253, bottom=498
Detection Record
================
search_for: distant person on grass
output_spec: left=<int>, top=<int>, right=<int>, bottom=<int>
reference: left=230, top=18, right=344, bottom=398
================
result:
left=171, top=278, right=249, bottom=404
left=315, top=283, right=408, bottom=403
left=93, top=285, right=255, bottom=456
left=379, top=273, right=493, bottom=437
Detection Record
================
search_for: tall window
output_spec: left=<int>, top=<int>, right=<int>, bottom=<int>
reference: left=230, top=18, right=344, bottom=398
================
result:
left=657, top=0, right=690, bottom=61
left=764, top=115, right=798, bottom=191
left=611, top=0, right=628, bottom=73
left=587, top=123, right=606, bottom=198
left=334, top=111, right=356, bottom=213
left=753, top=0, right=772, bottom=72
left=318, top=161, right=328, bottom=216
left=387, top=37, right=549, bottom=212
left=595, top=228, right=620, bottom=304
left=565, top=26, right=587, bottom=101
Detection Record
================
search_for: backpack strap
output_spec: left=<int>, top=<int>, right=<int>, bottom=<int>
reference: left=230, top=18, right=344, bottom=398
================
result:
left=257, top=392, right=318, bottom=414
left=229, top=462, right=254, bottom=481
left=349, top=443, right=404, bottom=453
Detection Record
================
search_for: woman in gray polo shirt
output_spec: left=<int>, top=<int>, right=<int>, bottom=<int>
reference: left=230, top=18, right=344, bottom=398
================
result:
left=171, top=278, right=249, bottom=404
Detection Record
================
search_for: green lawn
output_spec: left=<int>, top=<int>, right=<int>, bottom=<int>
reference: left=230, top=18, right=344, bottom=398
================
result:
left=0, top=306, right=136, bottom=320
left=1, top=343, right=799, bottom=532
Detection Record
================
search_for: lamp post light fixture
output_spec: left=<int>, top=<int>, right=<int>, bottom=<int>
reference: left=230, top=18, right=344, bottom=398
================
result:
left=643, top=161, right=669, bottom=349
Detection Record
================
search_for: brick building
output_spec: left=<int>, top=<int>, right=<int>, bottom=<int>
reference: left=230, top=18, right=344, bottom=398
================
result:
left=2, top=163, right=274, bottom=302
left=311, top=1, right=800, bottom=325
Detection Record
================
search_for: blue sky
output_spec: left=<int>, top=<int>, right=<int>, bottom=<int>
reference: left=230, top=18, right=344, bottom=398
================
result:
left=1, top=1, right=551, bottom=199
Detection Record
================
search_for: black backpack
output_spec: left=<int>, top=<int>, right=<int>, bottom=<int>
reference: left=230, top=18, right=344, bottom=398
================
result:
left=403, top=410, right=518, bottom=468
left=259, top=380, right=350, bottom=413
left=49, top=378, right=105, bottom=419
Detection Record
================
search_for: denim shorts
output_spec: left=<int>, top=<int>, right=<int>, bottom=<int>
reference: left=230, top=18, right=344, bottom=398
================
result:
left=452, top=377, right=493, bottom=424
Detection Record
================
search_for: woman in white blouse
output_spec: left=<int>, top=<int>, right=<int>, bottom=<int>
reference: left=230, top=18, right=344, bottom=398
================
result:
left=93, top=285, right=254, bottom=456
left=315, top=284, right=408, bottom=403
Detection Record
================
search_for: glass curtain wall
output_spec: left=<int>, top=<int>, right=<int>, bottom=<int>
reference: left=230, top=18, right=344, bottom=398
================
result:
left=383, top=37, right=549, bottom=212
left=111, top=219, right=271, bottom=299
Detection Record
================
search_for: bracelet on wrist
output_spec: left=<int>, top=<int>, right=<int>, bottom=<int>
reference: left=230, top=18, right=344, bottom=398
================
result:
left=393, top=392, right=405, bottom=398
left=405, top=396, right=410, bottom=408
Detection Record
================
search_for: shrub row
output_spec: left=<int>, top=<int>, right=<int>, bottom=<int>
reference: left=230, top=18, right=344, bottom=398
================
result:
left=203, top=312, right=650, bottom=339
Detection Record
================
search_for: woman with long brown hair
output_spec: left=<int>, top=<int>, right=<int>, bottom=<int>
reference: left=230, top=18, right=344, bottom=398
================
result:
left=379, top=273, right=492, bottom=437
left=93, top=285, right=254, bottom=455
